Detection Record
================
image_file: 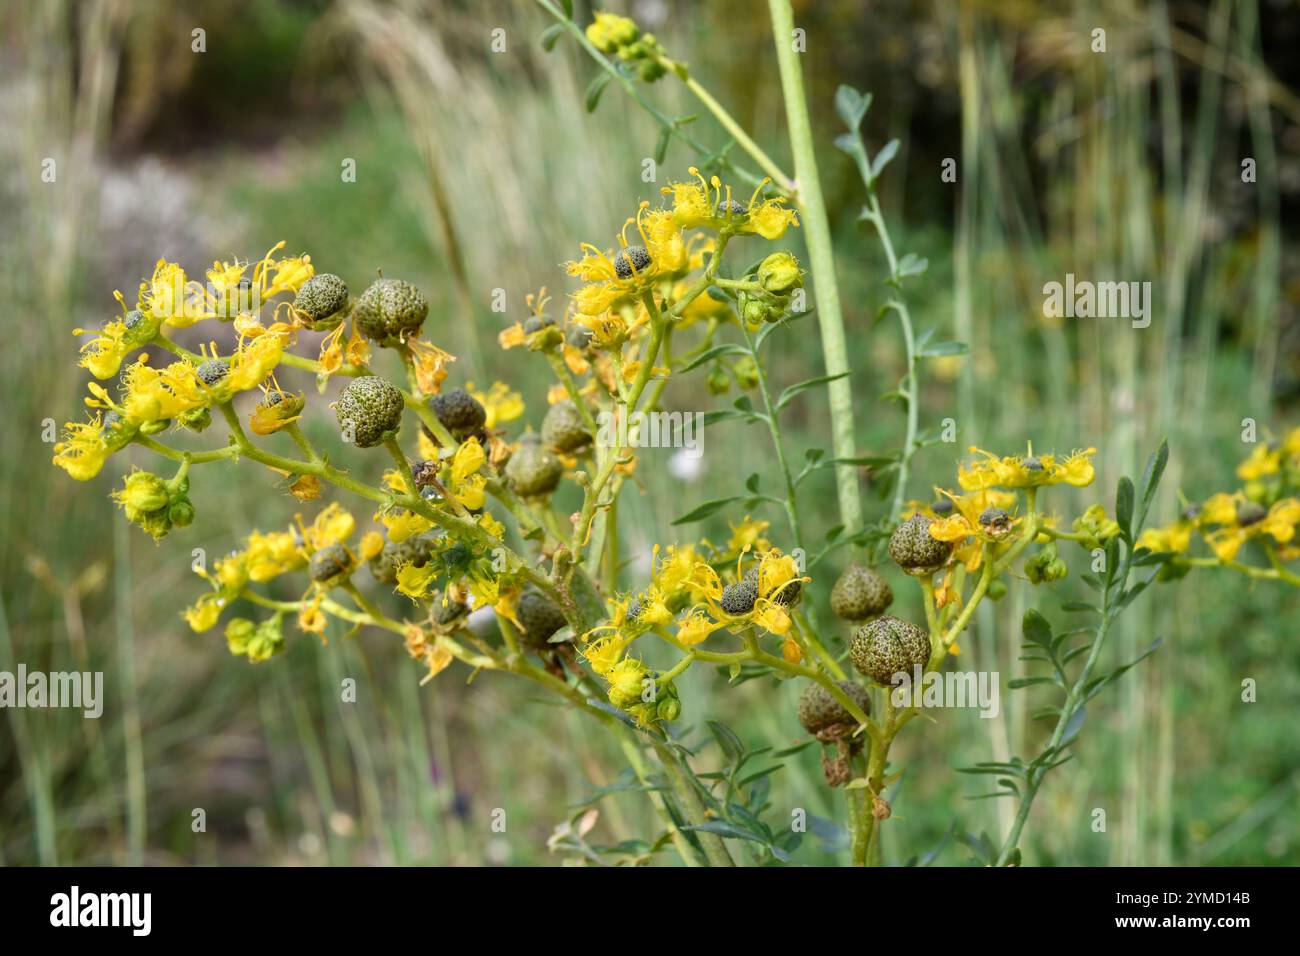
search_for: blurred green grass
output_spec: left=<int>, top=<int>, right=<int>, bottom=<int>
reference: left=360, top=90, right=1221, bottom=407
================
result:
left=1, top=0, right=1297, bottom=866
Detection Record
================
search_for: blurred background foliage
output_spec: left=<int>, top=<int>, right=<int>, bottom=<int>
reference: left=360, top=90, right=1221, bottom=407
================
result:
left=0, top=0, right=1296, bottom=866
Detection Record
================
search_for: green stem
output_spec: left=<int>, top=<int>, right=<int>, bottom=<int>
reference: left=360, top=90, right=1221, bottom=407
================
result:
left=744, top=323, right=803, bottom=549
left=995, top=597, right=1115, bottom=865
left=284, top=422, right=321, bottom=463
left=767, top=0, right=861, bottom=539
left=384, top=436, right=418, bottom=496
left=531, top=0, right=769, bottom=191
left=674, top=69, right=795, bottom=193
left=133, top=435, right=237, bottom=464
left=856, top=692, right=898, bottom=865
left=617, top=737, right=705, bottom=866
left=545, top=350, right=600, bottom=435
left=651, top=738, right=735, bottom=867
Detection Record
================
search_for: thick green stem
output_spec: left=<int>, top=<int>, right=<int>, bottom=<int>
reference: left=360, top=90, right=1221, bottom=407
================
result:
left=651, top=739, right=735, bottom=867
left=767, top=0, right=861, bottom=538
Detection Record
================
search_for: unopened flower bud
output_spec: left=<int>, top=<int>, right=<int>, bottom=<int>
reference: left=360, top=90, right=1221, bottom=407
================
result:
left=225, top=618, right=256, bottom=657
left=758, top=252, right=802, bottom=296
left=1072, top=504, right=1120, bottom=549
left=586, top=12, right=639, bottom=54
left=705, top=363, right=731, bottom=396
left=168, top=498, right=196, bottom=528
left=1025, top=542, right=1068, bottom=584
left=120, top=471, right=169, bottom=514
left=733, top=354, right=760, bottom=390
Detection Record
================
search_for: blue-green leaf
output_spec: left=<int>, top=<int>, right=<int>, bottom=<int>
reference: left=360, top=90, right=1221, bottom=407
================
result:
left=585, top=73, right=611, bottom=112
left=671, top=496, right=743, bottom=525
left=775, top=371, right=851, bottom=411
left=834, top=84, right=872, bottom=130
left=540, top=23, right=566, bottom=51
left=870, top=139, right=900, bottom=179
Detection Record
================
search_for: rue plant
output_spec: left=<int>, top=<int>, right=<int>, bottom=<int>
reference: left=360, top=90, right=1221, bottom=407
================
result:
left=54, top=2, right=1298, bottom=866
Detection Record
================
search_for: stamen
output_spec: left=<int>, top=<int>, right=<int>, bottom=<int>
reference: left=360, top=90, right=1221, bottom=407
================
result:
left=634, top=202, right=651, bottom=247
left=579, top=242, right=617, bottom=273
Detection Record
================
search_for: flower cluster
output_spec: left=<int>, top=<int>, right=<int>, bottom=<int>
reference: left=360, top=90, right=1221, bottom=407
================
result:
left=585, top=11, right=668, bottom=82
left=54, top=244, right=315, bottom=486
left=1140, top=426, right=1300, bottom=571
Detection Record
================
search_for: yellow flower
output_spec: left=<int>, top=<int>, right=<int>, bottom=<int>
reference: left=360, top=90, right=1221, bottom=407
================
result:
left=676, top=609, right=719, bottom=647
left=661, top=168, right=799, bottom=239
left=562, top=342, right=591, bottom=375
left=1199, top=493, right=1239, bottom=527
left=138, top=259, right=200, bottom=327
left=287, top=473, right=319, bottom=502
left=651, top=543, right=701, bottom=598
left=751, top=551, right=802, bottom=603
left=497, top=323, right=527, bottom=349
left=266, top=251, right=314, bottom=296
left=753, top=601, right=792, bottom=636
left=1136, top=521, right=1194, bottom=554
left=567, top=204, right=687, bottom=317
left=212, top=553, right=249, bottom=592
left=303, top=503, right=355, bottom=551
left=52, top=415, right=115, bottom=481
left=75, top=318, right=138, bottom=379
left=727, top=515, right=771, bottom=556
left=227, top=331, right=287, bottom=392
left=928, top=488, right=1020, bottom=545
left=448, top=438, right=487, bottom=510
left=470, top=578, right=522, bottom=632
left=120, top=357, right=208, bottom=425
left=298, top=601, right=328, bottom=636
left=358, top=531, right=386, bottom=561
left=183, top=593, right=225, bottom=632
left=586, top=11, right=639, bottom=53
left=468, top=382, right=524, bottom=429
left=478, top=512, right=505, bottom=539
left=249, top=389, right=306, bottom=436
left=378, top=507, right=433, bottom=543
left=684, top=559, right=724, bottom=604
left=704, top=549, right=808, bottom=635
left=634, top=587, right=675, bottom=626
left=582, top=633, right=632, bottom=677
left=240, top=529, right=306, bottom=582
left=1236, top=443, right=1282, bottom=481
left=205, top=256, right=248, bottom=293
left=673, top=277, right=729, bottom=328
left=1204, top=498, right=1300, bottom=562
left=422, top=638, right=455, bottom=681
left=409, top=338, right=456, bottom=394
left=396, top=561, right=438, bottom=600
left=1056, top=449, right=1098, bottom=487
left=606, top=657, right=650, bottom=708
left=404, top=623, right=430, bottom=660
left=958, top=447, right=1096, bottom=490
